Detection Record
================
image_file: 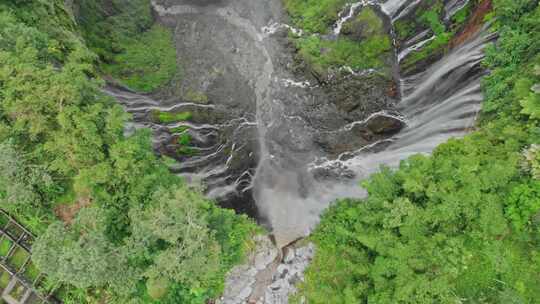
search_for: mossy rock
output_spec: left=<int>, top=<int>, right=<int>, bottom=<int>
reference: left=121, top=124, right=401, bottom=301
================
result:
left=184, top=89, right=209, bottom=104
left=341, top=7, right=385, bottom=41
left=151, top=110, right=193, bottom=123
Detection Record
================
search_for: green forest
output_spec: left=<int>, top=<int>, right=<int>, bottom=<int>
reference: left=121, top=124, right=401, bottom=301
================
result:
left=0, top=0, right=257, bottom=303
left=0, top=0, right=539, bottom=303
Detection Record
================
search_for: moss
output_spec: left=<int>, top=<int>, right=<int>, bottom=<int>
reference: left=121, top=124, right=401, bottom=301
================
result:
left=184, top=89, right=209, bottom=104
left=419, top=2, right=445, bottom=35
left=77, top=0, right=178, bottom=92
left=395, top=19, right=415, bottom=41
left=176, top=133, right=197, bottom=156
left=402, top=31, right=453, bottom=67
left=170, top=126, right=190, bottom=134
left=288, top=5, right=392, bottom=74
left=452, top=2, right=473, bottom=25
left=342, top=7, right=385, bottom=38
left=103, top=25, right=178, bottom=92
left=178, top=133, right=192, bottom=146
left=295, top=33, right=391, bottom=72
left=177, top=146, right=197, bottom=156
left=152, top=111, right=193, bottom=123
left=283, top=0, right=349, bottom=34
left=399, top=0, right=462, bottom=68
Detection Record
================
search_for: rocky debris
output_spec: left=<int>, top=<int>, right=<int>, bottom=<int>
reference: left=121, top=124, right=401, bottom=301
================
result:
left=257, top=244, right=315, bottom=304
left=314, top=111, right=405, bottom=159
left=217, top=235, right=315, bottom=304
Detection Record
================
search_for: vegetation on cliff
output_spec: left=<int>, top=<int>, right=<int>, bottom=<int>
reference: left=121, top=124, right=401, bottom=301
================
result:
left=284, top=0, right=349, bottom=33
left=0, top=0, right=256, bottom=303
left=395, top=0, right=488, bottom=74
left=76, top=0, right=178, bottom=92
left=294, top=0, right=540, bottom=302
left=284, top=1, right=393, bottom=75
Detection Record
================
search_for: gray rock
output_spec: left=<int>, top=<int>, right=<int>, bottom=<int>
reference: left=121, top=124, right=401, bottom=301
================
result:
left=218, top=239, right=315, bottom=304
left=277, top=264, right=289, bottom=277
left=283, top=248, right=295, bottom=264
left=254, top=248, right=278, bottom=270
left=238, top=286, right=253, bottom=299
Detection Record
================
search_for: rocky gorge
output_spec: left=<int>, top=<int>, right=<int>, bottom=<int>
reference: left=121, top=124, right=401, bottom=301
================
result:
left=106, top=0, right=496, bottom=302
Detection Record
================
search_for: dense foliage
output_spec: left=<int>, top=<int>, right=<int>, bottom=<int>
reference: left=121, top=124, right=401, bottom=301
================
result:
left=294, top=7, right=392, bottom=73
left=76, top=0, right=178, bottom=92
left=294, top=0, right=540, bottom=303
left=284, top=1, right=392, bottom=74
left=283, top=0, right=348, bottom=33
left=0, top=0, right=256, bottom=303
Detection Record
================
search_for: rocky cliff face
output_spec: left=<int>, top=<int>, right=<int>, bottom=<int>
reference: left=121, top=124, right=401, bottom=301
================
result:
left=109, top=0, right=493, bottom=248
left=110, top=0, right=404, bottom=245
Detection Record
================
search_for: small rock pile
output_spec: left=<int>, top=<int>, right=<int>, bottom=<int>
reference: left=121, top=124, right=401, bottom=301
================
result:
left=217, top=235, right=315, bottom=304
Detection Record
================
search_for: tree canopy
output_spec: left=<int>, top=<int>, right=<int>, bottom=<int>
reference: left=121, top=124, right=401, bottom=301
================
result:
left=0, top=1, right=257, bottom=303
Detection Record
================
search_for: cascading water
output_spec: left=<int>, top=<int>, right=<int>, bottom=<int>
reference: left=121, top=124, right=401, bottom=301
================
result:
left=106, top=0, right=495, bottom=251
left=103, top=0, right=496, bottom=301
left=322, top=24, right=496, bottom=182
left=253, top=0, right=495, bottom=248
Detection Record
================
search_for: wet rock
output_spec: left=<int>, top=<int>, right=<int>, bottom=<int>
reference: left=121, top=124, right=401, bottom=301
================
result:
left=325, top=72, right=398, bottom=122
left=314, top=110, right=405, bottom=158
left=283, top=248, right=295, bottom=264
left=311, top=161, right=357, bottom=182
left=365, top=114, right=406, bottom=134
left=341, top=6, right=387, bottom=41
left=218, top=238, right=315, bottom=304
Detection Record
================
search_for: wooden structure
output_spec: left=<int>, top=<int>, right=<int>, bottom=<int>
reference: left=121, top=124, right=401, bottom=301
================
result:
left=0, top=210, right=60, bottom=304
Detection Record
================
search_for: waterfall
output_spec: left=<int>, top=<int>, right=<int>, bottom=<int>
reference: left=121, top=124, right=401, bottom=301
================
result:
left=381, top=0, right=422, bottom=21
left=105, top=0, right=495, bottom=250
left=340, top=24, right=496, bottom=181
left=398, top=35, right=436, bottom=62
left=259, top=1, right=496, bottom=247
left=333, top=2, right=364, bottom=35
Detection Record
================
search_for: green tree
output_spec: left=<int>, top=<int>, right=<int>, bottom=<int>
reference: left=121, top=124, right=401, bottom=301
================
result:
left=127, top=187, right=221, bottom=300
left=32, top=207, right=137, bottom=295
